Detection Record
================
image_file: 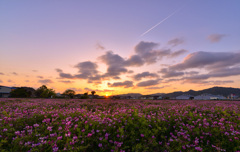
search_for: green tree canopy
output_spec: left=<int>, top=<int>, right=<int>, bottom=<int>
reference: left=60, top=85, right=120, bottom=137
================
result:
left=10, top=88, right=32, bottom=98
left=35, top=85, right=56, bottom=98
left=63, top=89, right=75, bottom=98
left=81, top=92, right=89, bottom=99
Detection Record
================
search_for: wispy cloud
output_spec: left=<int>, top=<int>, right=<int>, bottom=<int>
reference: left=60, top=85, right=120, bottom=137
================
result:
left=207, top=34, right=226, bottom=43
left=168, top=38, right=184, bottom=47
left=137, top=79, right=161, bottom=87
left=169, top=51, right=240, bottom=71
left=96, top=43, right=105, bottom=50
left=37, top=76, right=44, bottom=79
left=108, top=81, right=134, bottom=88
left=38, top=79, right=53, bottom=84
left=159, top=68, right=184, bottom=78
left=169, top=49, right=188, bottom=58
left=59, top=80, right=74, bottom=84
left=146, top=85, right=171, bottom=90
left=12, top=72, right=18, bottom=75
left=133, top=72, right=159, bottom=81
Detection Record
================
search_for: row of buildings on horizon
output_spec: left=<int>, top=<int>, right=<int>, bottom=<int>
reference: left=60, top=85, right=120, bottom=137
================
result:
left=1, top=85, right=239, bottom=100
left=111, top=93, right=239, bottom=100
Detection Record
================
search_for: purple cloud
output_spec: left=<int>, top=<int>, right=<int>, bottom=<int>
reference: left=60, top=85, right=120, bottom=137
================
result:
left=59, top=80, right=74, bottom=84
left=136, top=79, right=161, bottom=87
left=38, top=79, right=53, bottom=84
left=168, top=38, right=184, bottom=46
left=133, top=72, right=159, bottom=81
left=108, top=81, right=134, bottom=88
left=170, top=51, right=240, bottom=71
left=207, top=34, right=226, bottom=43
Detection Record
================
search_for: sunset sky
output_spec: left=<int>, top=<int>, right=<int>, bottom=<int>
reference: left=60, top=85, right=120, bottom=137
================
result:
left=1, top=0, right=240, bottom=95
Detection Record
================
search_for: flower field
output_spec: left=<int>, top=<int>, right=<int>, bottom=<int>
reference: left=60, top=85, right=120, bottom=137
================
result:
left=0, top=99, right=240, bottom=152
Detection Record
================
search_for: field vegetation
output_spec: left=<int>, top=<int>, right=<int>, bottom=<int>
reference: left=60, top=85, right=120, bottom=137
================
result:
left=0, top=99, right=240, bottom=151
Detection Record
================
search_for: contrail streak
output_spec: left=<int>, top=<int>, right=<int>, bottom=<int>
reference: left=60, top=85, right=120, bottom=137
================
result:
left=140, top=6, right=184, bottom=37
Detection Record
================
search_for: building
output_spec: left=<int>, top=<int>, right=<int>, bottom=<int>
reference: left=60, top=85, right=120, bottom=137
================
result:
left=228, top=94, right=239, bottom=100
left=176, top=94, right=194, bottom=100
left=194, top=93, right=225, bottom=100
left=153, top=96, right=163, bottom=100
left=210, top=95, right=226, bottom=100
left=0, top=86, right=12, bottom=98
left=140, top=95, right=154, bottom=100
left=88, top=95, right=99, bottom=99
left=74, top=94, right=82, bottom=99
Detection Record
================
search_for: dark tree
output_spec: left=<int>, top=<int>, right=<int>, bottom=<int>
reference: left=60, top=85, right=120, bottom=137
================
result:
left=81, top=92, right=89, bottom=99
left=91, top=91, right=96, bottom=101
left=10, top=88, right=32, bottom=98
left=63, top=89, right=75, bottom=98
left=91, top=91, right=96, bottom=97
left=35, top=85, right=56, bottom=98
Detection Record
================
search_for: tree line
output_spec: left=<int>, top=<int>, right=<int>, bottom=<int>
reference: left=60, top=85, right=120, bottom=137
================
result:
left=10, top=85, right=96, bottom=99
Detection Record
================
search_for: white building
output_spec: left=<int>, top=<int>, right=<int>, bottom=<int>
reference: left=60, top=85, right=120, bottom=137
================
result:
left=153, top=96, right=163, bottom=100
left=140, top=95, right=154, bottom=100
left=176, top=94, right=194, bottom=100
left=194, top=93, right=225, bottom=100
left=228, top=94, right=239, bottom=100
left=0, top=86, right=12, bottom=98
left=210, top=95, right=226, bottom=100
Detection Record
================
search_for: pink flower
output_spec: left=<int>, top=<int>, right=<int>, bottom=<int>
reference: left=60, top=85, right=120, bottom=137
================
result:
left=47, top=126, right=53, bottom=131
left=53, top=147, right=58, bottom=152
left=65, top=132, right=71, bottom=137
left=58, top=126, right=62, bottom=130
left=195, top=147, right=202, bottom=151
left=105, top=133, right=109, bottom=137
left=33, top=124, right=39, bottom=127
left=57, top=136, right=62, bottom=140
left=73, top=136, right=78, bottom=140
left=15, top=131, right=20, bottom=135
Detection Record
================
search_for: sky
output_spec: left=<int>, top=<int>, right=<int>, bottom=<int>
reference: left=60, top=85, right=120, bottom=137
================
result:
left=1, top=0, right=240, bottom=96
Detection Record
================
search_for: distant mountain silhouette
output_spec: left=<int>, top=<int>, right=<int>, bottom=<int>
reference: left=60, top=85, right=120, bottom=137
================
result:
left=161, top=87, right=240, bottom=98
left=114, top=87, right=240, bottom=98
left=116, top=93, right=142, bottom=97
left=148, top=93, right=165, bottom=96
